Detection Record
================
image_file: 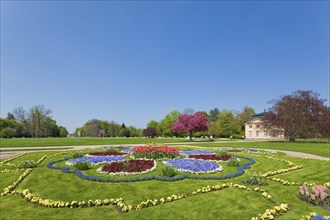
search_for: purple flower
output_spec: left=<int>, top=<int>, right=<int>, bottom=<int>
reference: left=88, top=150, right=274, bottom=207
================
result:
left=180, top=150, right=215, bottom=156
left=67, top=156, right=126, bottom=165
left=164, top=158, right=222, bottom=174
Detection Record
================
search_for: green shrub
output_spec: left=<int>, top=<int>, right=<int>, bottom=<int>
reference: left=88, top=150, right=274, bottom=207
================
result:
left=72, top=152, right=85, bottom=159
left=158, top=165, right=177, bottom=177
left=21, top=160, right=37, bottom=168
left=243, top=172, right=267, bottom=185
left=74, top=161, right=90, bottom=170
left=227, top=158, right=240, bottom=167
left=105, top=147, right=120, bottom=152
left=215, top=150, right=229, bottom=157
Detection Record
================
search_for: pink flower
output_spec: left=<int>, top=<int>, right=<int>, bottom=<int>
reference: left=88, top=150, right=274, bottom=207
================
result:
left=310, top=194, right=316, bottom=200
left=312, top=186, right=320, bottom=197
left=320, top=192, right=327, bottom=201
left=300, top=186, right=305, bottom=195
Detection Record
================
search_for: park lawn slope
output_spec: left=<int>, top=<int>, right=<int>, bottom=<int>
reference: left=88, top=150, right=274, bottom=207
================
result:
left=187, top=141, right=330, bottom=158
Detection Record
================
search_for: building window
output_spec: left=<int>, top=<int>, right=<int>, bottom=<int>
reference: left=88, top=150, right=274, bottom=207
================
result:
left=248, top=131, right=252, bottom=137
left=256, top=131, right=260, bottom=137
left=249, top=125, right=252, bottom=128
left=256, top=125, right=260, bottom=128
left=264, top=130, right=268, bottom=137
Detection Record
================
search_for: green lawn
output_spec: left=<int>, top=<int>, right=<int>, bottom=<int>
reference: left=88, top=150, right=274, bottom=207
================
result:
left=0, top=137, right=189, bottom=148
left=0, top=147, right=329, bottom=220
left=186, top=141, right=330, bottom=158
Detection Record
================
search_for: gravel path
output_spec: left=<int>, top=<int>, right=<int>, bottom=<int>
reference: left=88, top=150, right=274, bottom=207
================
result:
left=1, top=144, right=329, bottom=161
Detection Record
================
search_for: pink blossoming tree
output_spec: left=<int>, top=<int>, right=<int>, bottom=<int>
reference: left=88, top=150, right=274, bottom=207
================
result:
left=171, top=112, right=208, bottom=140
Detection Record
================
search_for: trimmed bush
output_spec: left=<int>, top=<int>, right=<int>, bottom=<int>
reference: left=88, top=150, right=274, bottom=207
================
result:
left=21, top=160, right=37, bottom=168
left=74, top=161, right=90, bottom=170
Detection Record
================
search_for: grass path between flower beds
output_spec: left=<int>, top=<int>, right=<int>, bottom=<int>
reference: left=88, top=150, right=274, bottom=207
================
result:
left=0, top=149, right=329, bottom=219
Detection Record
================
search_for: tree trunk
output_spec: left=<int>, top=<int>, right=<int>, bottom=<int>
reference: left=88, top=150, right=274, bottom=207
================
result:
left=288, top=136, right=296, bottom=142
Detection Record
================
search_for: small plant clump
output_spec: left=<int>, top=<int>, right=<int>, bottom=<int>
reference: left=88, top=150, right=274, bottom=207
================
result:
left=72, top=152, right=85, bottom=159
left=21, top=160, right=37, bottom=168
left=105, top=147, right=120, bottom=153
left=73, top=161, right=91, bottom=170
left=227, top=158, right=240, bottom=167
left=215, top=150, right=229, bottom=157
left=243, top=172, right=267, bottom=185
left=299, top=184, right=329, bottom=209
left=158, top=165, right=177, bottom=177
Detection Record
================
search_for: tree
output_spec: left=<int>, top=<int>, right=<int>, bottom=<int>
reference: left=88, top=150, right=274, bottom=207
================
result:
left=108, top=121, right=120, bottom=137
left=208, top=110, right=241, bottom=138
left=157, top=110, right=180, bottom=137
left=13, top=107, right=30, bottom=137
left=147, top=120, right=159, bottom=129
left=209, top=108, right=220, bottom=121
left=59, top=126, right=69, bottom=137
left=236, top=106, right=255, bottom=132
left=263, top=90, right=329, bottom=142
left=171, top=112, right=208, bottom=140
left=85, top=119, right=102, bottom=137
left=6, top=112, right=15, bottom=120
left=143, top=127, right=157, bottom=138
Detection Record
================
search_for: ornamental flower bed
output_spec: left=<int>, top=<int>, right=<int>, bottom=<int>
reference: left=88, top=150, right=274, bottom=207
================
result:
left=98, top=160, right=156, bottom=175
left=87, top=152, right=127, bottom=156
left=180, top=150, right=215, bottom=156
left=164, top=158, right=222, bottom=174
left=188, top=154, right=232, bottom=161
left=66, top=156, right=126, bottom=166
left=299, top=184, right=329, bottom=210
left=132, top=146, right=180, bottom=159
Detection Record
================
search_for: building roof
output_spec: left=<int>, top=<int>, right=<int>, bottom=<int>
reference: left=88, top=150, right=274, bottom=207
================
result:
left=245, top=112, right=266, bottom=123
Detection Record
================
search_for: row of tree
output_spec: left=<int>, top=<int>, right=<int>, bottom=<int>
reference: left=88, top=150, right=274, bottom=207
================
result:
left=1, top=106, right=68, bottom=138
left=143, top=107, right=256, bottom=138
left=2, top=90, right=329, bottom=141
left=73, top=120, right=143, bottom=138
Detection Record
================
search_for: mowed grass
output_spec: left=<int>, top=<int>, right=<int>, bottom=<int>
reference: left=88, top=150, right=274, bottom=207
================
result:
left=0, top=137, right=189, bottom=148
left=0, top=148, right=329, bottom=220
left=187, top=141, right=330, bottom=158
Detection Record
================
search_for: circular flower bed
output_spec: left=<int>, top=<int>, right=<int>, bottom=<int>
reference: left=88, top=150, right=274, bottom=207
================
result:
left=87, top=152, right=127, bottom=156
left=98, top=160, right=156, bottom=175
left=180, top=150, right=215, bottom=156
left=66, top=156, right=126, bottom=166
left=132, top=146, right=180, bottom=159
left=164, top=158, right=222, bottom=174
left=188, top=154, right=232, bottom=161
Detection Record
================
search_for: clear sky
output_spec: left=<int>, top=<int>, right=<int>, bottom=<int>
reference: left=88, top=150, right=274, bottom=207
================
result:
left=1, top=1, right=329, bottom=133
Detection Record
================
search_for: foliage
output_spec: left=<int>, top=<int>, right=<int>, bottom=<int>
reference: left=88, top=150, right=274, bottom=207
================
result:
left=171, top=112, right=208, bottom=140
left=158, top=165, right=177, bottom=177
left=209, top=108, right=220, bottom=121
left=72, top=152, right=85, bottom=159
left=21, top=160, right=37, bottom=168
left=208, top=110, right=242, bottom=138
left=157, top=110, right=181, bottom=137
left=263, top=90, right=330, bottom=142
left=143, top=127, right=157, bottom=138
left=243, top=172, right=267, bottom=185
left=227, top=158, right=240, bottom=167
left=73, top=161, right=91, bottom=170
left=215, top=150, right=229, bottom=157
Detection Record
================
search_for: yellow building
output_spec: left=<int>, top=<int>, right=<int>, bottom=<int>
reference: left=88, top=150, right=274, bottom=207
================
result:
left=245, top=112, right=284, bottom=140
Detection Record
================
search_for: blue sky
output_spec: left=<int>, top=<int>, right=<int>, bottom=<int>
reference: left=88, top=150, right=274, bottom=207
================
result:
left=1, top=1, right=329, bottom=132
